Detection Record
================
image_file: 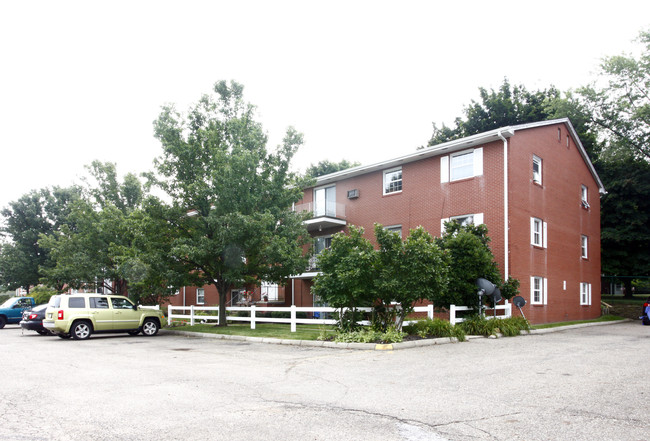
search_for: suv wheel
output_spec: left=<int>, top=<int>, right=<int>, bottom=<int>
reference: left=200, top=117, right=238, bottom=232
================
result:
left=142, top=319, right=159, bottom=336
left=71, top=321, right=92, bottom=340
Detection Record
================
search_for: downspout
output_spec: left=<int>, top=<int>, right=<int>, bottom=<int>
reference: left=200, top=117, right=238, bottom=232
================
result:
left=497, top=131, right=509, bottom=280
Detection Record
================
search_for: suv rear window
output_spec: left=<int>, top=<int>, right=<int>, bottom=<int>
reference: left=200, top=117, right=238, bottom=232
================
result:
left=48, top=296, right=61, bottom=308
left=68, top=297, right=86, bottom=308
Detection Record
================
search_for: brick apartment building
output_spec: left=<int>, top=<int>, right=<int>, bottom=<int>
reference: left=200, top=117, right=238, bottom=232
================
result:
left=170, top=118, right=604, bottom=325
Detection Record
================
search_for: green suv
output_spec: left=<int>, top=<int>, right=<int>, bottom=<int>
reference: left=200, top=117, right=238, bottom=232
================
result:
left=43, top=294, right=167, bottom=340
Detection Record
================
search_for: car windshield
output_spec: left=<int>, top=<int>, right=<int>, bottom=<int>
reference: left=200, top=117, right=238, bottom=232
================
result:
left=0, top=298, right=16, bottom=308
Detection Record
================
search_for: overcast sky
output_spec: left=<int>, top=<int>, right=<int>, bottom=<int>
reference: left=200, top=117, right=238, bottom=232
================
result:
left=1, top=0, right=648, bottom=211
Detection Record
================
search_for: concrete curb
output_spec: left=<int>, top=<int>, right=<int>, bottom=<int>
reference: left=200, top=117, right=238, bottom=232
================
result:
left=162, top=319, right=630, bottom=350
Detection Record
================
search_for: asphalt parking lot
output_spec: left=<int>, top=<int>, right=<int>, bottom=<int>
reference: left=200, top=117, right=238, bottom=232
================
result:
left=1, top=321, right=648, bottom=441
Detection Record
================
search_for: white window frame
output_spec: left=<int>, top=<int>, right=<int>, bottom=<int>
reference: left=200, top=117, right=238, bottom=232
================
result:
left=530, top=276, right=548, bottom=305
left=384, top=225, right=402, bottom=238
left=531, top=217, right=547, bottom=248
left=581, top=185, right=589, bottom=208
left=314, top=185, right=336, bottom=217
left=440, top=148, right=483, bottom=183
left=383, top=167, right=402, bottom=195
left=533, top=155, right=542, bottom=185
left=440, top=213, right=484, bottom=233
left=580, top=282, right=592, bottom=306
left=581, top=235, right=588, bottom=259
left=196, top=288, right=205, bottom=305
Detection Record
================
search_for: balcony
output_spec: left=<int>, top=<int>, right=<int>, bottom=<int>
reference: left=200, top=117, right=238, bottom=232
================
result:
left=294, top=201, right=347, bottom=232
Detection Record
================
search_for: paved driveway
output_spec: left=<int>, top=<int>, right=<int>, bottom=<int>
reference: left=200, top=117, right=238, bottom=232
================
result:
left=1, top=321, right=647, bottom=441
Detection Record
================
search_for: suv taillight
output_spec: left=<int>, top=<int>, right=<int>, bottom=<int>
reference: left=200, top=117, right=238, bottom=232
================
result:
left=57, top=310, right=64, bottom=320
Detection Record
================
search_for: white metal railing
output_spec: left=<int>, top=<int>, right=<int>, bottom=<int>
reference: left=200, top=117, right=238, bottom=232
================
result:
left=293, top=202, right=346, bottom=219
left=449, top=300, right=512, bottom=325
left=168, top=304, right=437, bottom=333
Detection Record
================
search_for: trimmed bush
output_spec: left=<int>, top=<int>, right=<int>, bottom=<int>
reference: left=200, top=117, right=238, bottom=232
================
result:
left=404, top=318, right=466, bottom=342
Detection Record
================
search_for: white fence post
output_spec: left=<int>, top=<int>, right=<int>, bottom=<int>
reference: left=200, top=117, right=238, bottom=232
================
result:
left=450, top=304, right=456, bottom=325
left=190, top=305, right=195, bottom=326
left=290, top=305, right=296, bottom=333
left=251, top=304, right=256, bottom=330
left=505, top=300, right=511, bottom=318
left=427, top=304, right=434, bottom=320
left=167, top=305, right=172, bottom=325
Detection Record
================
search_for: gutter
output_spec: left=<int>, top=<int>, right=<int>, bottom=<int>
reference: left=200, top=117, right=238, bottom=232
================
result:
left=497, top=131, right=509, bottom=279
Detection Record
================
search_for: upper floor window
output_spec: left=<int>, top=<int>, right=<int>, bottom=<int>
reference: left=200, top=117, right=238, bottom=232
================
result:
left=440, top=148, right=483, bottom=183
left=581, top=235, right=588, bottom=259
left=383, top=168, right=402, bottom=195
left=314, top=185, right=336, bottom=217
left=581, top=185, right=589, bottom=208
left=533, top=155, right=542, bottom=185
left=531, top=217, right=547, bottom=248
left=197, top=288, right=205, bottom=305
left=580, top=282, right=592, bottom=306
left=530, top=276, right=547, bottom=305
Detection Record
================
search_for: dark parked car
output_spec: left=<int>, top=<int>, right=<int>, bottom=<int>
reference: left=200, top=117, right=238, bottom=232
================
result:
left=20, top=304, right=52, bottom=335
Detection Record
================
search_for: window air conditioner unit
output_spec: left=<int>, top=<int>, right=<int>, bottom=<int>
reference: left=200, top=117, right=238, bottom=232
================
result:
left=347, top=189, right=359, bottom=199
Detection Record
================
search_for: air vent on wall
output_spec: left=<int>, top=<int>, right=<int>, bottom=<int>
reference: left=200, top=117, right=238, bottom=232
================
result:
left=347, top=189, right=359, bottom=199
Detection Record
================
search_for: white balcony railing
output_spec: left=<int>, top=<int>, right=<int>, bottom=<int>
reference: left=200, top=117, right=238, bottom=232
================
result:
left=294, top=202, right=346, bottom=219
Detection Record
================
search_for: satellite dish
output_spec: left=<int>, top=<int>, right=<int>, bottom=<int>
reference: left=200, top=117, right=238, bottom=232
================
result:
left=490, top=287, right=502, bottom=303
left=476, top=278, right=496, bottom=296
left=513, top=296, right=526, bottom=308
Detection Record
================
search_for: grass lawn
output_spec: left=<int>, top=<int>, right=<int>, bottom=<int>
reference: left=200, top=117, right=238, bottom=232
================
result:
left=167, top=322, right=337, bottom=340
left=530, top=314, right=624, bottom=330
left=602, top=295, right=648, bottom=305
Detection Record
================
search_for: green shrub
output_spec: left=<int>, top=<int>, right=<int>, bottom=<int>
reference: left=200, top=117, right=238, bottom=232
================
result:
left=457, top=315, right=529, bottom=337
left=404, top=318, right=466, bottom=342
left=332, top=326, right=406, bottom=343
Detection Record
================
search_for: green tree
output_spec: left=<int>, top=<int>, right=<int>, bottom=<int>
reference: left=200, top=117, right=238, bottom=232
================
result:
left=39, top=162, right=148, bottom=295
left=0, top=186, right=81, bottom=292
left=427, top=79, right=561, bottom=146
left=599, top=157, right=650, bottom=297
left=312, top=226, right=376, bottom=331
left=150, top=80, right=311, bottom=326
left=435, top=222, right=517, bottom=309
left=373, top=224, right=447, bottom=330
left=577, top=29, right=650, bottom=161
left=305, top=159, right=360, bottom=178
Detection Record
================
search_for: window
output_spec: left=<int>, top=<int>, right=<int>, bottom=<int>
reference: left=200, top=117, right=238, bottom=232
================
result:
left=530, top=276, right=548, bottom=305
left=580, top=282, right=592, bottom=305
left=581, top=235, right=588, bottom=259
left=533, top=155, right=542, bottom=185
left=383, top=168, right=402, bottom=195
left=314, top=236, right=332, bottom=254
left=111, top=297, right=134, bottom=310
left=314, top=185, right=336, bottom=217
left=441, top=213, right=484, bottom=233
left=90, top=297, right=109, bottom=309
left=385, top=225, right=402, bottom=238
left=530, top=217, right=547, bottom=248
left=69, top=297, right=86, bottom=308
left=261, top=282, right=279, bottom=301
left=440, top=148, right=483, bottom=183
left=581, top=185, right=589, bottom=208
left=196, top=288, right=205, bottom=305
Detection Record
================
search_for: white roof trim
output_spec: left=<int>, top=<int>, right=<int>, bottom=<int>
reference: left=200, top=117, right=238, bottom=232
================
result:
left=312, top=118, right=605, bottom=194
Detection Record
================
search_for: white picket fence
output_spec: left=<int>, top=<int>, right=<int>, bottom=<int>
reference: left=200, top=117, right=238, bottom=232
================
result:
left=449, top=300, right=512, bottom=325
left=167, top=304, right=441, bottom=332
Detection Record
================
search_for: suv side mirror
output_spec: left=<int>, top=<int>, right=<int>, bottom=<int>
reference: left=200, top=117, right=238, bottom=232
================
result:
left=133, top=304, right=138, bottom=311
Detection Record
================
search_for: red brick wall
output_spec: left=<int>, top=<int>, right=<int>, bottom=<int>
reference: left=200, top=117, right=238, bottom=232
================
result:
left=295, top=122, right=602, bottom=324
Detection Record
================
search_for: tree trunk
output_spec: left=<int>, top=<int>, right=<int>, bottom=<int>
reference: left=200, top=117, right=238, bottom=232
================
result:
left=623, top=278, right=634, bottom=299
left=215, top=280, right=231, bottom=327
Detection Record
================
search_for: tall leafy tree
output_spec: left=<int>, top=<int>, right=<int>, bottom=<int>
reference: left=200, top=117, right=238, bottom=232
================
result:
left=435, top=223, right=518, bottom=309
left=150, top=80, right=311, bottom=326
left=427, top=79, right=562, bottom=146
left=599, top=158, right=650, bottom=297
left=373, top=224, right=447, bottom=330
left=312, top=226, right=377, bottom=331
left=305, top=159, right=360, bottom=178
left=0, top=186, right=80, bottom=292
left=577, top=29, right=650, bottom=161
